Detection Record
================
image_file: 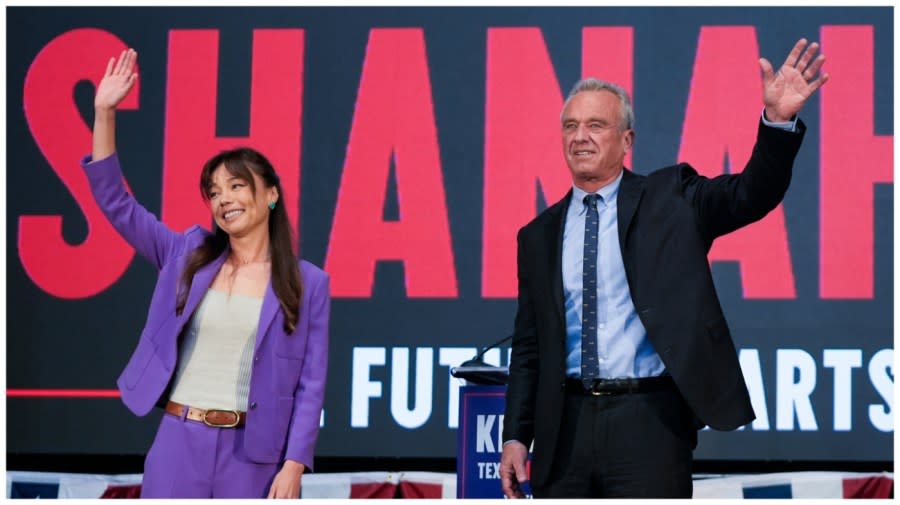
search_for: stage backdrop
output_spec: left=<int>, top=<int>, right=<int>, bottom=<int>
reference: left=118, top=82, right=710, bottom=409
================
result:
left=7, top=6, right=893, bottom=463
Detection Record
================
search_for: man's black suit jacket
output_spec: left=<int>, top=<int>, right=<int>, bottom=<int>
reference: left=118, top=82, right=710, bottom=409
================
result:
left=503, top=120, right=806, bottom=488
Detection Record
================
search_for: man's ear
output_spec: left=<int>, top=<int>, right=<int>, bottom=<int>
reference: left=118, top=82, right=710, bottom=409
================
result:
left=624, top=129, right=635, bottom=151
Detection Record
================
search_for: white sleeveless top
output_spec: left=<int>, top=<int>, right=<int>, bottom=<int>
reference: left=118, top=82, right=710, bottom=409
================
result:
left=169, top=289, right=262, bottom=411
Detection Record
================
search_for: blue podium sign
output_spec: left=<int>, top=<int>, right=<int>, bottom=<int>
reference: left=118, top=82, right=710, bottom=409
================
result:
left=457, top=385, right=533, bottom=498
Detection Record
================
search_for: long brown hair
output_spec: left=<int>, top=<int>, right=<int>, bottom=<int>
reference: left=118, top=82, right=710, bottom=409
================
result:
left=175, top=147, right=302, bottom=333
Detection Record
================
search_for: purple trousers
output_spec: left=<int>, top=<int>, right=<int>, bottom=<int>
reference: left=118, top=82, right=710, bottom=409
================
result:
left=140, top=410, right=279, bottom=498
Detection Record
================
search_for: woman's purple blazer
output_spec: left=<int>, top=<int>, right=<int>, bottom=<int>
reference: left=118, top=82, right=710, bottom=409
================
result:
left=82, top=153, right=330, bottom=469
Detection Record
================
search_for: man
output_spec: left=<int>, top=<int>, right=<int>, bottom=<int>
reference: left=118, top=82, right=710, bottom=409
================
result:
left=500, top=38, right=828, bottom=498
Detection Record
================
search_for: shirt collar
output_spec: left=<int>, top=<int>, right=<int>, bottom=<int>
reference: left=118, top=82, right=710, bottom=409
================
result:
left=571, top=170, right=624, bottom=208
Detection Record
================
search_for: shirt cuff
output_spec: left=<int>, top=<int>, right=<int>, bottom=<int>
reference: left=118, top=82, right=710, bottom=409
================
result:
left=760, top=108, right=798, bottom=132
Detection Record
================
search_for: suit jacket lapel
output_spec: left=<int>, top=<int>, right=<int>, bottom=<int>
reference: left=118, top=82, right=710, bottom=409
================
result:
left=255, top=282, right=280, bottom=352
left=617, top=169, right=644, bottom=252
left=546, top=190, right=571, bottom=334
left=182, top=250, right=227, bottom=318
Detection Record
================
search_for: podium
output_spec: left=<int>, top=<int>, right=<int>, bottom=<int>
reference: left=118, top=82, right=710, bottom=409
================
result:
left=452, top=366, right=533, bottom=498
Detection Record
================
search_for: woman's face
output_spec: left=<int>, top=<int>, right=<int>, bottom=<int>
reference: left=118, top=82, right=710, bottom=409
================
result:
left=207, top=164, right=277, bottom=239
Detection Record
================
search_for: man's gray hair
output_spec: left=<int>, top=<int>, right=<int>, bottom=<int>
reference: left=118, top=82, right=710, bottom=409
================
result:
left=562, top=78, right=634, bottom=131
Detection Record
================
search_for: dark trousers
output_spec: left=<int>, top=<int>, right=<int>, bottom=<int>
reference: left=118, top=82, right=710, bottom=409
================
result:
left=532, top=387, right=697, bottom=498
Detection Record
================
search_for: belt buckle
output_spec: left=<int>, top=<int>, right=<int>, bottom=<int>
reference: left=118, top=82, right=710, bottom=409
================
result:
left=203, top=409, right=241, bottom=428
left=589, top=383, right=611, bottom=396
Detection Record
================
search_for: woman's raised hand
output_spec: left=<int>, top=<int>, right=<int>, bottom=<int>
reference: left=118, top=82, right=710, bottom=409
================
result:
left=92, top=48, right=137, bottom=160
left=95, top=48, right=138, bottom=111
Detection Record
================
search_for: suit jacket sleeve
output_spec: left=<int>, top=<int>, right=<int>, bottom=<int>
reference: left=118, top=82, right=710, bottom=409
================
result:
left=284, top=270, right=330, bottom=470
left=502, top=227, right=539, bottom=446
left=82, top=152, right=186, bottom=270
left=681, top=119, right=806, bottom=244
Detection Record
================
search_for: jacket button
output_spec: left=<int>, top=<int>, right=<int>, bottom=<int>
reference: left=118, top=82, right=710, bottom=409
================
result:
left=254, top=356, right=259, bottom=364
left=250, top=402, right=258, bottom=410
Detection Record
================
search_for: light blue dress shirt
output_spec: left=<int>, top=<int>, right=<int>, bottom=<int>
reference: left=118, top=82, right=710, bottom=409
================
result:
left=562, top=173, right=665, bottom=379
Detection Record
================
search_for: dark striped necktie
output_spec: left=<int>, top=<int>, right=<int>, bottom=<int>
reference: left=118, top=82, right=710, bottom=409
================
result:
left=581, top=193, right=600, bottom=387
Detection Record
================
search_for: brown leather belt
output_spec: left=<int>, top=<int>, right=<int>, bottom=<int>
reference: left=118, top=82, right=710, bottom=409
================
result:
left=165, top=401, right=246, bottom=428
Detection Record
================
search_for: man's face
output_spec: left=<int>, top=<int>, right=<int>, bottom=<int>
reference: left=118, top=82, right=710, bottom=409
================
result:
left=561, top=90, right=633, bottom=186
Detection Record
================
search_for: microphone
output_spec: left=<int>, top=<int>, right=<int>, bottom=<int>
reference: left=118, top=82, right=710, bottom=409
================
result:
left=459, top=334, right=513, bottom=368
left=451, top=334, right=514, bottom=385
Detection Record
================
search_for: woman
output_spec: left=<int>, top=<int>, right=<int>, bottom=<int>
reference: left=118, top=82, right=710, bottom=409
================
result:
left=83, top=48, right=329, bottom=498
